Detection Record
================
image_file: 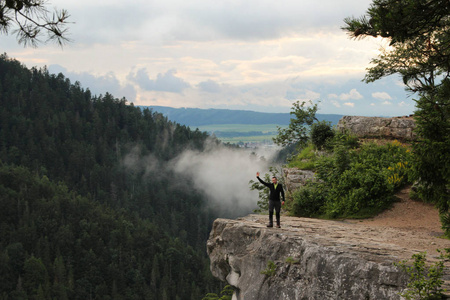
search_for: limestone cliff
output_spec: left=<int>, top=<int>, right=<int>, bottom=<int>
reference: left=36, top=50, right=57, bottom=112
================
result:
left=337, top=116, right=416, bottom=140
left=207, top=215, right=449, bottom=300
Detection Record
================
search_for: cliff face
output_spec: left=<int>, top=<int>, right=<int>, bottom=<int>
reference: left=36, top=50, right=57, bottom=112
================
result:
left=207, top=215, right=419, bottom=300
left=337, top=116, right=416, bottom=140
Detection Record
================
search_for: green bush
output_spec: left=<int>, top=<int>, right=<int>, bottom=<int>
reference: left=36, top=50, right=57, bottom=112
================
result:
left=289, top=140, right=414, bottom=219
left=310, top=121, right=335, bottom=150
left=330, top=130, right=360, bottom=149
left=395, top=249, right=450, bottom=300
left=260, top=260, right=277, bottom=277
left=324, top=164, right=394, bottom=218
left=291, top=184, right=326, bottom=217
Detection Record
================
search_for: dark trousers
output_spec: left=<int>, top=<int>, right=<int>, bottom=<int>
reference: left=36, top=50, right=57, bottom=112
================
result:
left=268, top=200, right=281, bottom=225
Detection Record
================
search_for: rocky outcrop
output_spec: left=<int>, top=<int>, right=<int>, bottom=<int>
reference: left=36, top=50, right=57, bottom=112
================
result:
left=337, top=116, right=416, bottom=140
left=282, top=168, right=315, bottom=192
left=207, top=215, right=450, bottom=300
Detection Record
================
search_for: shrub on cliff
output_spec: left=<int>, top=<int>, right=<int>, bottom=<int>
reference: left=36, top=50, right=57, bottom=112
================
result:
left=310, top=121, right=335, bottom=150
left=290, top=139, right=413, bottom=219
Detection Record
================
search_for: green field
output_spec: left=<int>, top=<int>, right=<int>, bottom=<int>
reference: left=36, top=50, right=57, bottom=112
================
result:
left=194, top=124, right=287, bottom=144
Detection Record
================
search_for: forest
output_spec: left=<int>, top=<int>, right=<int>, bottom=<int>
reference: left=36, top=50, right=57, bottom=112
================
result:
left=0, top=54, right=225, bottom=299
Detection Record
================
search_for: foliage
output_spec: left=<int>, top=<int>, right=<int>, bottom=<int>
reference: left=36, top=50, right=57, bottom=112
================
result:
left=412, top=79, right=450, bottom=236
left=260, top=260, right=277, bottom=277
left=0, top=54, right=222, bottom=299
left=202, top=285, right=234, bottom=300
left=328, top=129, right=360, bottom=150
left=291, top=183, right=326, bottom=217
left=249, top=167, right=284, bottom=213
left=273, top=101, right=318, bottom=147
left=310, top=121, right=335, bottom=150
left=342, top=0, right=450, bottom=93
left=290, top=139, right=413, bottom=219
left=342, top=0, right=450, bottom=237
left=287, top=144, right=319, bottom=170
left=285, top=257, right=300, bottom=265
left=0, top=0, right=71, bottom=47
left=0, top=163, right=216, bottom=299
left=395, top=249, right=450, bottom=300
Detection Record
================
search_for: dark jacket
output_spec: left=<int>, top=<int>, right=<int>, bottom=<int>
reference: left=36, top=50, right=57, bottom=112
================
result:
left=257, top=176, right=285, bottom=202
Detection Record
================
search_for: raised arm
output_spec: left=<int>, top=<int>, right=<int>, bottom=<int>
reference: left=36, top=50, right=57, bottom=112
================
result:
left=256, top=172, right=270, bottom=187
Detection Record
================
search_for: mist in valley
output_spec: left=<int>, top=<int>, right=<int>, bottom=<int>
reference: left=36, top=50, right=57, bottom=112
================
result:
left=123, top=138, right=282, bottom=218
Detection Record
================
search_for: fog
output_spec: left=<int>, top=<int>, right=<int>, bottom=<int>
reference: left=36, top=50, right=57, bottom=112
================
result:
left=122, top=139, right=282, bottom=217
left=169, top=139, right=281, bottom=216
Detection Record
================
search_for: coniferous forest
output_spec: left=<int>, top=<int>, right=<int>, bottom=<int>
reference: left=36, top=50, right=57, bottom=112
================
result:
left=0, top=54, right=223, bottom=299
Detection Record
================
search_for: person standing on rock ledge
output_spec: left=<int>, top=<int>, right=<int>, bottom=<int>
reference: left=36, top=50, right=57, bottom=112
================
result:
left=256, top=172, right=285, bottom=228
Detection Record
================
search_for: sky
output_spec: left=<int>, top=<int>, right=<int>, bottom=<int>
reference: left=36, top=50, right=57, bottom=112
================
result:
left=2, top=0, right=418, bottom=116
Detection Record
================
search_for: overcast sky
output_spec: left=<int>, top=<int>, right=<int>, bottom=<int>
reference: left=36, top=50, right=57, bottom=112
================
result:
left=2, top=0, right=417, bottom=116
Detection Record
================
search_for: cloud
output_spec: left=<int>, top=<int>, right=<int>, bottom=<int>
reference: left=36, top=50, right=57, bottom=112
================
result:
left=330, top=100, right=341, bottom=108
left=339, top=89, right=363, bottom=101
left=372, top=92, right=392, bottom=100
left=198, top=79, right=221, bottom=93
left=127, top=68, right=191, bottom=93
left=48, top=64, right=136, bottom=100
left=5, top=0, right=416, bottom=117
left=285, top=89, right=320, bottom=101
left=53, top=0, right=377, bottom=47
left=343, top=102, right=355, bottom=107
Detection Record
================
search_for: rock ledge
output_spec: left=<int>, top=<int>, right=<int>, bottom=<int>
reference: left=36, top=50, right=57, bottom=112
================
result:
left=207, top=214, right=449, bottom=300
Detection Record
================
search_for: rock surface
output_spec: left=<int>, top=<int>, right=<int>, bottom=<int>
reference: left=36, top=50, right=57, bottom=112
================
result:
left=337, top=116, right=416, bottom=140
left=207, top=214, right=450, bottom=300
left=282, top=168, right=315, bottom=192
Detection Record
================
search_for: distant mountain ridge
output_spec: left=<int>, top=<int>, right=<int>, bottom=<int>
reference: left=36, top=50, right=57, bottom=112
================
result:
left=144, top=106, right=344, bottom=126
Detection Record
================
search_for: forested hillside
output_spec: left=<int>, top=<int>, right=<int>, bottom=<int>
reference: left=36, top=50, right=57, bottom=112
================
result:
left=0, top=54, right=221, bottom=299
left=145, top=106, right=344, bottom=126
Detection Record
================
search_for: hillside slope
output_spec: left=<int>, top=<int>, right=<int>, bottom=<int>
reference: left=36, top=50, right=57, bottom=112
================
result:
left=145, top=105, right=344, bottom=126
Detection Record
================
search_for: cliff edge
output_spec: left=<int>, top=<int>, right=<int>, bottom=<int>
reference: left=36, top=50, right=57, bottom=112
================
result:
left=207, top=214, right=449, bottom=300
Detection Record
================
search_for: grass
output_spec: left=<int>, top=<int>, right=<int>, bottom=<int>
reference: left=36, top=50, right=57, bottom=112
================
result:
left=287, top=144, right=320, bottom=170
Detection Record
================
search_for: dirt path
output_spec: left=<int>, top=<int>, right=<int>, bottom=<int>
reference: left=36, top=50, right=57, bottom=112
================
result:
left=346, top=185, right=448, bottom=256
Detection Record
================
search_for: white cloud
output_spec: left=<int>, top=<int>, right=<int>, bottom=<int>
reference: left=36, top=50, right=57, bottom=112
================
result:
left=331, top=100, right=341, bottom=108
left=127, top=68, right=191, bottom=93
left=339, top=89, right=363, bottom=101
left=48, top=64, right=136, bottom=100
left=382, top=101, right=393, bottom=105
left=3, top=0, right=417, bottom=117
left=197, top=79, right=222, bottom=93
left=372, top=92, right=392, bottom=100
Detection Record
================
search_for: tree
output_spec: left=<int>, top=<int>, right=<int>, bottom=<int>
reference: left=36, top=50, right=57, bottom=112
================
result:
left=310, top=120, right=334, bottom=150
left=273, top=100, right=318, bottom=147
left=342, top=0, right=450, bottom=235
left=0, top=0, right=70, bottom=47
